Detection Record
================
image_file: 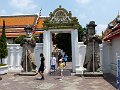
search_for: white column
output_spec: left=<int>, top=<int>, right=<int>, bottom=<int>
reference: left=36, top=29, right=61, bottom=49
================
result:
left=35, top=44, right=40, bottom=68
left=76, top=42, right=86, bottom=74
left=9, top=47, right=14, bottom=71
left=15, top=46, right=22, bottom=72
left=71, top=29, right=79, bottom=72
left=43, top=30, right=51, bottom=73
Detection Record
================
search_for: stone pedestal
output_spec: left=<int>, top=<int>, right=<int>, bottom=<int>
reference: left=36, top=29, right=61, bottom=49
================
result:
left=83, top=71, right=103, bottom=77
left=0, top=65, right=8, bottom=75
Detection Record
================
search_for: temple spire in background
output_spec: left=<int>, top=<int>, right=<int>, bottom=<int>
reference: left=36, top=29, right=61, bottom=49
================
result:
left=39, top=8, right=42, bottom=16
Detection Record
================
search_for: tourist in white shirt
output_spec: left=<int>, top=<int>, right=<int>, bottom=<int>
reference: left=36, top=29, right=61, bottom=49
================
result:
left=50, top=54, right=56, bottom=72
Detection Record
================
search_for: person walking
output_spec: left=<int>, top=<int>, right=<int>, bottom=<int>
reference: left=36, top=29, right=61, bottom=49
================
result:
left=50, top=54, right=57, bottom=73
left=38, top=53, right=45, bottom=80
left=58, top=51, right=63, bottom=66
left=58, top=58, right=65, bottom=80
left=63, top=53, right=68, bottom=66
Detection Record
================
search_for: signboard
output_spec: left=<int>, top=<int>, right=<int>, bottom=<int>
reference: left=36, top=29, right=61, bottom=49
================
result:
left=117, top=59, right=120, bottom=90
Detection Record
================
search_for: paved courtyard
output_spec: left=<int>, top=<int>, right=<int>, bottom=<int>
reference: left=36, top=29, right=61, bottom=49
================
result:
left=0, top=62, right=117, bottom=90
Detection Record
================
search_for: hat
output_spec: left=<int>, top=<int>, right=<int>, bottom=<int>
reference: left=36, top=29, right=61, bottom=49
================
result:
left=59, top=59, right=63, bottom=61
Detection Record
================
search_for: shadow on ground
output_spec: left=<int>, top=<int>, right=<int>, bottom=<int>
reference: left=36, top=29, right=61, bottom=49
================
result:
left=103, top=74, right=117, bottom=89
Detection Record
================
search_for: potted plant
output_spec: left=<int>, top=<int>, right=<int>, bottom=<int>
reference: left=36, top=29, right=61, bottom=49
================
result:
left=0, top=20, right=8, bottom=75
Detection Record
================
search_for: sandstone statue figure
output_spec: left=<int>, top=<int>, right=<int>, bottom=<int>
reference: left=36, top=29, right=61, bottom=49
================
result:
left=20, top=25, right=36, bottom=72
left=83, top=21, right=102, bottom=72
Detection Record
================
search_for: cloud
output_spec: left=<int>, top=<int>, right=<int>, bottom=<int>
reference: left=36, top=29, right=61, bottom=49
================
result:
left=76, top=0, right=91, bottom=4
left=96, top=24, right=107, bottom=36
left=10, top=0, right=37, bottom=10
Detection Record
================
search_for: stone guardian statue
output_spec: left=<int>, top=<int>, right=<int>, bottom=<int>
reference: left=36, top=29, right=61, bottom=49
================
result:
left=83, top=21, right=102, bottom=72
left=20, top=25, right=36, bottom=72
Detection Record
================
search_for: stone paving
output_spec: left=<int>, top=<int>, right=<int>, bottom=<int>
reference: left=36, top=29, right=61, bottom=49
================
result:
left=0, top=62, right=117, bottom=90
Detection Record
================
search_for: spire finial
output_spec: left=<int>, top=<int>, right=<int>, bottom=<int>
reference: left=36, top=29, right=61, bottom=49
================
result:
left=59, top=5, right=62, bottom=8
left=39, top=8, right=42, bottom=16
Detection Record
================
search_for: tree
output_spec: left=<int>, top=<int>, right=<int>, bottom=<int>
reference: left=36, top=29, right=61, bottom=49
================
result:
left=78, top=25, right=84, bottom=42
left=14, top=35, right=26, bottom=44
left=0, top=20, right=8, bottom=64
left=14, top=35, right=43, bottom=44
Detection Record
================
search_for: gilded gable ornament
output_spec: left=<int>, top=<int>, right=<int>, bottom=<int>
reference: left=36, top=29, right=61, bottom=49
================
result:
left=43, top=5, right=80, bottom=30
left=50, top=10, right=71, bottom=23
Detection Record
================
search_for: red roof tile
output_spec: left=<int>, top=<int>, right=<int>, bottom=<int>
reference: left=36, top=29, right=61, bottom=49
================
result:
left=0, top=15, right=38, bottom=27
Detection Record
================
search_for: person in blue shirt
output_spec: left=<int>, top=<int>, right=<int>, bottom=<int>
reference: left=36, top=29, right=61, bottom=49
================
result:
left=63, top=53, right=68, bottom=66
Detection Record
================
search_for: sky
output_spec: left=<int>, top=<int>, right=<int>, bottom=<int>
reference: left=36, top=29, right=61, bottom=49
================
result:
left=0, top=0, right=120, bottom=35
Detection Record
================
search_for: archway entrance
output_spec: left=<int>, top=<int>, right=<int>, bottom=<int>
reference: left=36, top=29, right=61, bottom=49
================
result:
left=43, top=6, right=79, bottom=73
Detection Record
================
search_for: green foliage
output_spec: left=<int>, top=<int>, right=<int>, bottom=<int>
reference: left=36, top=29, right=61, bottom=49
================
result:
left=78, top=25, right=84, bottom=42
left=14, top=35, right=43, bottom=44
left=14, top=35, right=26, bottom=44
left=0, top=21, right=7, bottom=42
left=0, top=20, right=8, bottom=64
left=0, top=64, right=6, bottom=66
left=0, top=41, right=8, bottom=59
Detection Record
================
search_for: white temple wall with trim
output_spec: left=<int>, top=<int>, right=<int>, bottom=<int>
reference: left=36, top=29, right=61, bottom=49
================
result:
left=3, top=41, right=106, bottom=74
left=3, top=43, right=43, bottom=72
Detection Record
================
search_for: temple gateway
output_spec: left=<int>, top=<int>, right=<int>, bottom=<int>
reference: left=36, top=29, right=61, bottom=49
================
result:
left=0, top=6, right=119, bottom=76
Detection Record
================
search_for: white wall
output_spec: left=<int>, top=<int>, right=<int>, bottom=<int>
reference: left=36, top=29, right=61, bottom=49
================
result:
left=34, top=43, right=43, bottom=69
left=3, top=40, right=106, bottom=74
left=101, top=42, right=111, bottom=73
left=3, top=43, right=43, bottom=72
left=111, top=37, right=120, bottom=76
left=102, top=37, right=120, bottom=76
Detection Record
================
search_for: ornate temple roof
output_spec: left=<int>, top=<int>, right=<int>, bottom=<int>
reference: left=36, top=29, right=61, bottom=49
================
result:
left=0, top=15, right=44, bottom=37
left=103, top=15, right=120, bottom=41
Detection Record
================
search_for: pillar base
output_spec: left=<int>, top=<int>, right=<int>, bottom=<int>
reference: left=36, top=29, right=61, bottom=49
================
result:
left=76, top=67, right=86, bottom=75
